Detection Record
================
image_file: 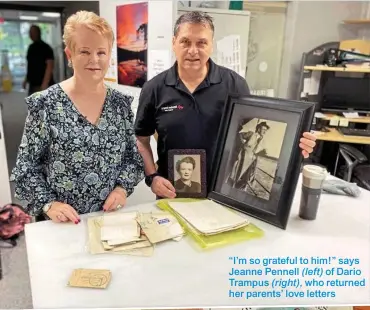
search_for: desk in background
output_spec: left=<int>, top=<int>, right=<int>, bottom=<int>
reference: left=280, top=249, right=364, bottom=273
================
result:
left=313, top=127, right=370, bottom=144
left=317, top=113, right=370, bottom=125
left=311, top=112, right=370, bottom=174
left=311, top=127, right=370, bottom=175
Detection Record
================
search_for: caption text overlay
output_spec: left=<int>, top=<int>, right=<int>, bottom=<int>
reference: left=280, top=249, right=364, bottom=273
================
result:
left=228, top=256, right=366, bottom=300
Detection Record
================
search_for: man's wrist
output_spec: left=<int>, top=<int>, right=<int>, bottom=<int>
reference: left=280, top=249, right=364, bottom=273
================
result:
left=145, top=172, right=160, bottom=187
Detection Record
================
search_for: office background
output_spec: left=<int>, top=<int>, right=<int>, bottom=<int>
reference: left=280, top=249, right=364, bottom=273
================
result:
left=1, top=1, right=370, bottom=308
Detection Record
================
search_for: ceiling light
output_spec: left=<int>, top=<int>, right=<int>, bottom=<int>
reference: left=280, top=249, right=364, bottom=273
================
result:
left=41, top=12, right=60, bottom=17
left=20, top=16, right=39, bottom=20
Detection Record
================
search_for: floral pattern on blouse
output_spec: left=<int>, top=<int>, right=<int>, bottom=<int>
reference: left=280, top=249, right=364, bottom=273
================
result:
left=10, top=84, right=144, bottom=216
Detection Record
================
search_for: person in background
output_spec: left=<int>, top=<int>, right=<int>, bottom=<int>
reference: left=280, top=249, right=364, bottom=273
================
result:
left=11, top=11, right=144, bottom=223
left=22, top=25, right=55, bottom=95
left=134, top=11, right=317, bottom=199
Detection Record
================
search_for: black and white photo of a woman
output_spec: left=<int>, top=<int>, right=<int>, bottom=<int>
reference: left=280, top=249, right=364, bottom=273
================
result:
left=174, top=156, right=201, bottom=193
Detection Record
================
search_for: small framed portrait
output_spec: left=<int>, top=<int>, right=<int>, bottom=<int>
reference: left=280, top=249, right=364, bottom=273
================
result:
left=208, top=94, right=315, bottom=229
left=168, top=149, right=207, bottom=199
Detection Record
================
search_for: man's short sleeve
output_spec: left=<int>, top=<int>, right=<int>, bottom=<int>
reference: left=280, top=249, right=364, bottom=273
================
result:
left=45, top=44, right=54, bottom=61
left=235, top=75, right=251, bottom=96
left=134, top=82, right=156, bottom=137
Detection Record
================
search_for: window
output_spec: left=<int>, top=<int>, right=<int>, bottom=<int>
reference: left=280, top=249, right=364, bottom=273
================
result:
left=0, top=20, right=54, bottom=90
left=243, top=1, right=288, bottom=97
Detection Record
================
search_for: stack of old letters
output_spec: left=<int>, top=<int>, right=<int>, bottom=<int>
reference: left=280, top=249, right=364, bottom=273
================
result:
left=87, top=210, right=184, bottom=256
left=166, top=199, right=250, bottom=235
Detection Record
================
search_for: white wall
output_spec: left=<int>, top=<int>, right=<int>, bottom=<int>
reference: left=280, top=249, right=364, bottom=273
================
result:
left=279, top=1, right=365, bottom=99
left=99, top=0, right=177, bottom=205
left=99, top=0, right=176, bottom=159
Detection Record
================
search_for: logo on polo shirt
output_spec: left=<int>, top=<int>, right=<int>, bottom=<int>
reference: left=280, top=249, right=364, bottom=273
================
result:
left=161, top=104, right=184, bottom=112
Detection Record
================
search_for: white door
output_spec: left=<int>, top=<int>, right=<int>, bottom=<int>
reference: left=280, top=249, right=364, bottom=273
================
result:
left=0, top=104, right=11, bottom=206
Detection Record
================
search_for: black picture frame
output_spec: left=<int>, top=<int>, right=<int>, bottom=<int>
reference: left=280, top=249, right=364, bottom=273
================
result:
left=208, top=94, right=315, bottom=229
left=168, top=149, right=207, bottom=199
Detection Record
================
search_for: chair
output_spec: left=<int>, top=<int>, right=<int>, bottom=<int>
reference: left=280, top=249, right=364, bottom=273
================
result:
left=334, top=144, right=370, bottom=190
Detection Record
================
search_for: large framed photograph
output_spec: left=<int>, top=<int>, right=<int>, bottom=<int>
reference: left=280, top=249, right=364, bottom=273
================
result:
left=168, top=149, right=207, bottom=199
left=208, top=94, right=315, bottom=229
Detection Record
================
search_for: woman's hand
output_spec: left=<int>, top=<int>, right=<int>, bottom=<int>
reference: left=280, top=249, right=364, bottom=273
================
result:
left=46, top=202, right=80, bottom=224
left=299, top=132, right=317, bottom=158
left=103, top=186, right=127, bottom=212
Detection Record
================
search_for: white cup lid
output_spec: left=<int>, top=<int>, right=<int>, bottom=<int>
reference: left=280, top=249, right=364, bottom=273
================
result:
left=303, top=165, right=328, bottom=179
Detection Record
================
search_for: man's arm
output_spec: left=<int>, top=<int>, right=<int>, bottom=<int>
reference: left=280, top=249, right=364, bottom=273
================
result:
left=240, top=131, right=253, bottom=143
left=134, top=82, right=156, bottom=175
left=42, top=60, right=54, bottom=87
left=136, top=136, right=156, bottom=176
left=23, top=47, right=30, bottom=89
left=41, top=45, right=54, bottom=89
left=135, top=81, right=176, bottom=198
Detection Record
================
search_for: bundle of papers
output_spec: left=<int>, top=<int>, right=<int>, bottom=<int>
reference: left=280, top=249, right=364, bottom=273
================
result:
left=101, top=212, right=142, bottom=247
left=88, top=211, right=154, bottom=256
left=167, top=199, right=250, bottom=235
left=87, top=210, right=184, bottom=256
left=136, top=212, right=184, bottom=244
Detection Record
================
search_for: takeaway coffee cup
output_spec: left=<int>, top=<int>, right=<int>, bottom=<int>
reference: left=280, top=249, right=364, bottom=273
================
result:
left=299, top=165, right=328, bottom=220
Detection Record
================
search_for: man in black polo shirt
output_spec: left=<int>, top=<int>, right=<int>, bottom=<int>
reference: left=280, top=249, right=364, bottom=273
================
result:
left=134, top=11, right=317, bottom=199
left=22, top=25, right=55, bottom=95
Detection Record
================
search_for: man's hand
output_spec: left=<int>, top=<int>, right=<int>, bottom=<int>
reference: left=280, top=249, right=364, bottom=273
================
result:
left=299, top=132, right=317, bottom=158
left=102, top=186, right=127, bottom=212
left=151, top=176, right=176, bottom=199
left=46, top=202, right=80, bottom=224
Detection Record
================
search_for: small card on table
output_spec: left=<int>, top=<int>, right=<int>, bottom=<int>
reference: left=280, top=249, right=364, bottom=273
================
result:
left=67, top=268, right=112, bottom=289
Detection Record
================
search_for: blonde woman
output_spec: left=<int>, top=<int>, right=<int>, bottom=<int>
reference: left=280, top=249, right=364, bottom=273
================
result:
left=11, top=11, right=144, bottom=223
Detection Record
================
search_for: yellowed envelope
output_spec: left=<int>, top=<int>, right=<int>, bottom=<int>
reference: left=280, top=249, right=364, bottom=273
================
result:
left=87, top=216, right=154, bottom=256
left=67, top=269, right=111, bottom=289
left=137, top=212, right=184, bottom=244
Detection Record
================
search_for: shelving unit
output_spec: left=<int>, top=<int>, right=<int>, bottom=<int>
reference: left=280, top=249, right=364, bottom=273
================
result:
left=296, top=41, right=339, bottom=101
left=319, top=114, right=370, bottom=123
left=342, top=19, right=370, bottom=25
left=341, top=19, right=370, bottom=40
left=304, top=65, right=370, bottom=73
left=297, top=41, right=370, bottom=174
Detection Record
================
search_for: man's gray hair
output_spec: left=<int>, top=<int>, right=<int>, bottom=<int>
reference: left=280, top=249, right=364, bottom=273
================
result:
left=174, top=11, right=214, bottom=37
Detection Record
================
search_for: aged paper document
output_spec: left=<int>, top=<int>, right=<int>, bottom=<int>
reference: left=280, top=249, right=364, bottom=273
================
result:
left=67, top=269, right=111, bottom=289
left=168, top=199, right=249, bottom=235
left=137, top=212, right=184, bottom=244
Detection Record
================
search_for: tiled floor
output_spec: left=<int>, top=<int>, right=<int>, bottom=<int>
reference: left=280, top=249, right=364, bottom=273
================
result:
left=0, top=235, right=33, bottom=309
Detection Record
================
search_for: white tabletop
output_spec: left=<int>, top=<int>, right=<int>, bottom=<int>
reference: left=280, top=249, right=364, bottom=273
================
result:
left=25, top=175, right=370, bottom=308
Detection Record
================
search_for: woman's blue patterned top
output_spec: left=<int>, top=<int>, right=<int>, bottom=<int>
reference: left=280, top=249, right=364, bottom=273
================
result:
left=10, top=84, right=145, bottom=216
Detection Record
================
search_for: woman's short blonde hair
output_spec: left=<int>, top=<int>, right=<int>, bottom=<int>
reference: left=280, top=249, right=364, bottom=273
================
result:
left=63, top=10, right=114, bottom=50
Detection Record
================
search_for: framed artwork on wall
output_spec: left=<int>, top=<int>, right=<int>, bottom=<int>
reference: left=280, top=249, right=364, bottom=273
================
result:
left=208, top=94, right=315, bottom=229
left=116, top=2, right=148, bottom=88
left=168, top=149, right=207, bottom=199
